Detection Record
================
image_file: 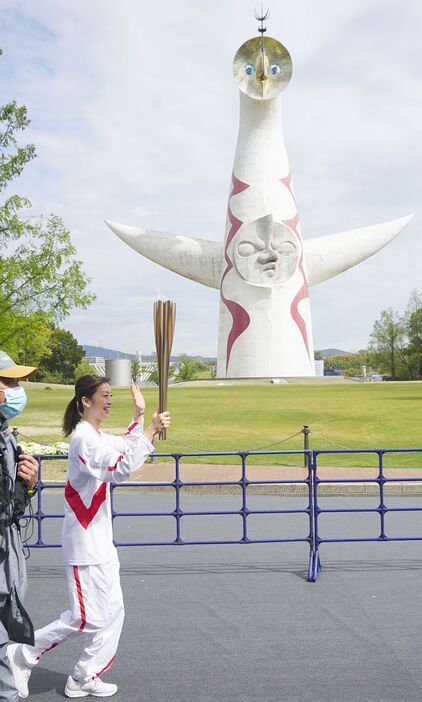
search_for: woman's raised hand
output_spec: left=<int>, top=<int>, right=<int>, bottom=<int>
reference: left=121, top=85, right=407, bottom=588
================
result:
left=130, top=381, right=145, bottom=418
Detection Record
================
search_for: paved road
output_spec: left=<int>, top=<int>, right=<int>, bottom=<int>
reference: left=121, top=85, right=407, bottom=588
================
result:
left=19, top=494, right=422, bottom=701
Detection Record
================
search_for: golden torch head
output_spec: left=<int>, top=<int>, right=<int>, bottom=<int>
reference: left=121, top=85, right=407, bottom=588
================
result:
left=232, top=36, right=292, bottom=100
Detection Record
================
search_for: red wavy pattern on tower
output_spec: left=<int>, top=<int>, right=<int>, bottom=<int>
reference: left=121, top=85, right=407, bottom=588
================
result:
left=221, top=174, right=250, bottom=373
left=280, top=177, right=311, bottom=361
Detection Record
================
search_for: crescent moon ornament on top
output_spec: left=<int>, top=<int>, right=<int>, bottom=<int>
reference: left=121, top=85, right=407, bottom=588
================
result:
left=105, top=22, right=414, bottom=379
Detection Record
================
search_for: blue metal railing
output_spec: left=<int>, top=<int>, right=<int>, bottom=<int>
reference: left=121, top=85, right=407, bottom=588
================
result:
left=27, top=448, right=422, bottom=582
left=309, top=448, right=422, bottom=581
left=30, top=449, right=314, bottom=560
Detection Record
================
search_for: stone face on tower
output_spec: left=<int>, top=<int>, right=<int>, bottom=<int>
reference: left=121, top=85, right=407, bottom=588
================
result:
left=105, top=28, right=413, bottom=379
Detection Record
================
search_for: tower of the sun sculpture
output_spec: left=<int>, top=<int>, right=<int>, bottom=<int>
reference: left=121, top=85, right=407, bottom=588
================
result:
left=106, top=15, right=413, bottom=378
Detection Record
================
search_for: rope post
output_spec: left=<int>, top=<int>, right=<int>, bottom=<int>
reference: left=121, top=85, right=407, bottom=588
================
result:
left=302, top=425, right=311, bottom=467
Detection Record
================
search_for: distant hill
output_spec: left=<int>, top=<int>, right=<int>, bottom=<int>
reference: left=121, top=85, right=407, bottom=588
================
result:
left=84, top=344, right=349, bottom=362
left=83, top=345, right=137, bottom=360
left=317, top=348, right=350, bottom=357
left=83, top=345, right=216, bottom=363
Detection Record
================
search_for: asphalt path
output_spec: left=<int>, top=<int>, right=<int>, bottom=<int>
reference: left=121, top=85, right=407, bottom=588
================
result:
left=19, top=494, right=422, bottom=701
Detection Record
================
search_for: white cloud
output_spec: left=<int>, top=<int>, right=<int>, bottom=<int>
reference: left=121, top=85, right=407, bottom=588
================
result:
left=2, top=0, right=421, bottom=355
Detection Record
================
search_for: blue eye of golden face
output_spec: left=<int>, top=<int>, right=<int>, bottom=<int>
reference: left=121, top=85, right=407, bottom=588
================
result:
left=270, top=64, right=281, bottom=75
left=244, top=64, right=254, bottom=76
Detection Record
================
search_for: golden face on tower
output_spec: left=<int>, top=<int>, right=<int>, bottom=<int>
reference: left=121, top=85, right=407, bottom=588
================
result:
left=232, top=36, right=292, bottom=100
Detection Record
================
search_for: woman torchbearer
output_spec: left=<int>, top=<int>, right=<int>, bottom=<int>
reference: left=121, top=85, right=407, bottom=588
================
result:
left=7, top=376, right=170, bottom=699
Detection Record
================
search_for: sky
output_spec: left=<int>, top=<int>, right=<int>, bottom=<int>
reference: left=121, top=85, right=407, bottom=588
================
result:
left=1, top=0, right=421, bottom=357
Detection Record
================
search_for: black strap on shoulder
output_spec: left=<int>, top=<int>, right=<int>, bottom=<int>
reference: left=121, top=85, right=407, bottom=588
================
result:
left=0, top=435, right=29, bottom=527
left=0, top=445, right=11, bottom=564
left=0, top=444, right=11, bottom=515
left=12, top=444, right=30, bottom=521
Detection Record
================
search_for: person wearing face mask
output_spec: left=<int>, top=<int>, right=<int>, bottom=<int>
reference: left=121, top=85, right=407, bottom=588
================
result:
left=0, top=351, right=39, bottom=702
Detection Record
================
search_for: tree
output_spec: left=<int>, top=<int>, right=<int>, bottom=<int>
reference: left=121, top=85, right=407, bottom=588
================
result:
left=400, top=289, right=422, bottom=379
left=405, top=289, right=422, bottom=320
left=6, top=313, right=52, bottom=367
left=403, top=307, right=422, bottom=379
left=147, top=365, right=159, bottom=385
left=174, top=355, right=200, bottom=381
left=368, top=308, right=406, bottom=379
left=74, top=360, right=97, bottom=382
left=131, top=359, right=141, bottom=383
left=34, top=327, right=84, bottom=383
left=148, top=363, right=176, bottom=385
left=324, top=352, right=366, bottom=373
left=0, top=96, right=95, bottom=360
left=343, top=367, right=363, bottom=378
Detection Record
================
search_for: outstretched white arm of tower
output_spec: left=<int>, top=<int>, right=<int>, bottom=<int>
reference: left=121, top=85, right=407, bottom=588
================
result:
left=105, top=219, right=223, bottom=289
left=106, top=213, right=414, bottom=291
left=304, top=214, right=414, bottom=287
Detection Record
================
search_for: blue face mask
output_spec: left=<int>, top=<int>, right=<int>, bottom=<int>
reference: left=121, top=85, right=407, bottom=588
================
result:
left=0, top=386, right=28, bottom=419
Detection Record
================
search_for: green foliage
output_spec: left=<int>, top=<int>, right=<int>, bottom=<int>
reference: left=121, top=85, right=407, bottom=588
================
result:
left=0, top=98, right=95, bottom=360
left=0, top=101, right=35, bottom=189
left=324, top=293, right=422, bottom=381
left=192, top=358, right=209, bottom=372
left=343, top=367, right=363, bottom=378
left=324, top=353, right=365, bottom=372
left=0, top=213, right=96, bottom=353
left=367, top=293, right=422, bottom=380
left=174, top=355, right=201, bottom=381
left=368, top=308, right=406, bottom=378
left=2, top=312, right=52, bottom=365
left=34, top=327, right=84, bottom=383
left=74, top=361, right=97, bottom=382
left=131, top=358, right=141, bottom=383
left=400, top=308, right=422, bottom=380
left=147, top=365, right=159, bottom=385
left=148, top=363, right=175, bottom=385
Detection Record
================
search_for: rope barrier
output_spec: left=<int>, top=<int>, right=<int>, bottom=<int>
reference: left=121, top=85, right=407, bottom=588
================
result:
left=162, top=429, right=304, bottom=454
left=16, top=427, right=351, bottom=455
left=309, top=430, right=351, bottom=450
left=245, top=430, right=303, bottom=452
left=15, top=431, right=66, bottom=451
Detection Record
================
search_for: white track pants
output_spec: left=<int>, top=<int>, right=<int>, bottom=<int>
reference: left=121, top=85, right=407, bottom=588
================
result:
left=19, top=557, right=124, bottom=684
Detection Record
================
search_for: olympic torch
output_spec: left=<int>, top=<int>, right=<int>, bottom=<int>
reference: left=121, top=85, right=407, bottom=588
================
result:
left=153, top=299, right=176, bottom=439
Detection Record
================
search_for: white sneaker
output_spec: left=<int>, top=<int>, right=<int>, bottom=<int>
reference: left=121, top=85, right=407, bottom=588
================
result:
left=6, top=643, right=31, bottom=699
left=64, top=675, right=118, bottom=698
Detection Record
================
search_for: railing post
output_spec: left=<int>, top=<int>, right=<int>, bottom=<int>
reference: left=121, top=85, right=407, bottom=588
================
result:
left=36, top=456, right=44, bottom=547
left=302, top=425, right=310, bottom=467
left=149, top=437, right=156, bottom=463
left=173, top=454, right=183, bottom=544
left=240, top=452, right=250, bottom=543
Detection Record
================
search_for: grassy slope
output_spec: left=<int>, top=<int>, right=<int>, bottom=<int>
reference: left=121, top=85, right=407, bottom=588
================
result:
left=17, top=381, right=422, bottom=468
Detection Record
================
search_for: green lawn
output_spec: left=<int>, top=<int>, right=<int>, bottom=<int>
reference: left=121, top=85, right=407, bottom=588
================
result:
left=15, top=380, right=422, bottom=470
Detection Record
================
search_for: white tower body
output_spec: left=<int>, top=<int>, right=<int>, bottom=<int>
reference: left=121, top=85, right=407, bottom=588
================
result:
left=217, top=92, right=314, bottom=377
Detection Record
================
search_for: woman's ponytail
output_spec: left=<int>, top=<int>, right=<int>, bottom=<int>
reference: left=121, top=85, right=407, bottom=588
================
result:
left=62, top=396, right=82, bottom=436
